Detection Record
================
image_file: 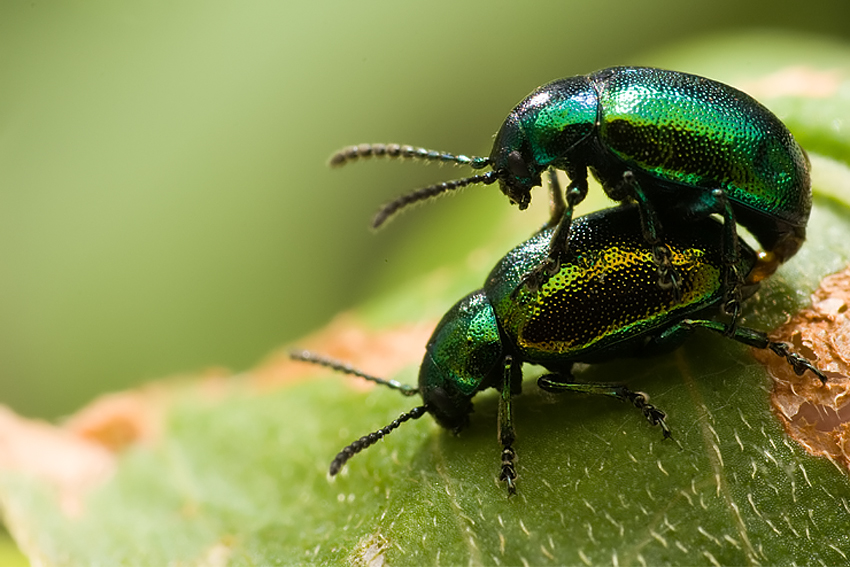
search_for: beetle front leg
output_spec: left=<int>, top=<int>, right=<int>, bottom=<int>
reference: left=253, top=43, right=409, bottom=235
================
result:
left=537, top=374, right=672, bottom=439
left=622, top=172, right=682, bottom=301
left=549, top=175, right=589, bottom=261
left=498, top=355, right=523, bottom=495
left=544, top=168, right=566, bottom=230
left=521, top=173, right=588, bottom=294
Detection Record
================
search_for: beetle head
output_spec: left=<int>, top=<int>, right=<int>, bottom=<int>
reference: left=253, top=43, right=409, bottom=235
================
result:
left=490, top=76, right=599, bottom=210
left=489, top=115, right=540, bottom=210
left=419, top=291, right=504, bottom=431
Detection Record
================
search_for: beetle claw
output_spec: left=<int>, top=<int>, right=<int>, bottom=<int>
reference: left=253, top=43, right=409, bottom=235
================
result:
left=652, top=244, right=682, bottom=301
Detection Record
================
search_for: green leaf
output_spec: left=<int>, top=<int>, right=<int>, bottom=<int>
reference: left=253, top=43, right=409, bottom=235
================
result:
left=2, top=33, right=850, bottom=566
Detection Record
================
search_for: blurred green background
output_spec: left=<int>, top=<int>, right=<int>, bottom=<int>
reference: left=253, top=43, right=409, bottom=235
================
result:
left=1, top=0, right=849, bottom=420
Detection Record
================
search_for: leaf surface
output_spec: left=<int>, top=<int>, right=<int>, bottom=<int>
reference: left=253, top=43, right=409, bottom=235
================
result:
left=2, top=32, right=850, bottom=566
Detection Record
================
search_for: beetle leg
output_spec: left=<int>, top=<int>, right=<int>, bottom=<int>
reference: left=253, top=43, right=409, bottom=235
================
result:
left=519, top=174, right=588, bottom=294
left=544, top=168, right=566, bottom=230
left=621, top=172, right=682, bottom=302
left=710, top=189, right=744, bottom=332
left=549, top=174, right=589, bottom=261
left=722, top=265, right=742, bottom=334
left=537, top=374, right=672, bottom=439
left=676, top=319, right=827, bottom=384
left=498, top=355, right=522, bottom=495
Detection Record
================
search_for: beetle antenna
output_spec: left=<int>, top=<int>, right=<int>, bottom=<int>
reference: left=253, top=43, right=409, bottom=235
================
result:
left=289, top=350, right=418, bottom=396
left=372, top=171, right=499, bottom=229
left=329, top=143, right=490, bottom=170
left=329, top=405, right=428, bottom=475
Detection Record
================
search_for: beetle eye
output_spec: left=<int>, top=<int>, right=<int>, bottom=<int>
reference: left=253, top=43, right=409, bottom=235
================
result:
left=427, top=387, right=454, bottom=417
left=426, top=386, right=470, bottom=430
left=506, top=150, right=531, bottom=179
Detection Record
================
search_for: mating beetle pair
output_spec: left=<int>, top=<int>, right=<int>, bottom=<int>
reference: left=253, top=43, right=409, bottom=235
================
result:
left=332, top=66, right=811, bottom=321
left=295, top=205, right=825, bottom=494
left=296, top=67, right=820, bottom=494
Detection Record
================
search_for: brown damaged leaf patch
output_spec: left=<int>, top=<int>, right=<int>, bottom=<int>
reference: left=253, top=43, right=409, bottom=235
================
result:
left=754, top=265, right=850, bottom=469
left=0, top=314, right=436, bottom=523
left=64, top=386, right=170, bottom=452
left=0, top=370, right=233, bottom=521
left=0, top=406, right=115, bottom=517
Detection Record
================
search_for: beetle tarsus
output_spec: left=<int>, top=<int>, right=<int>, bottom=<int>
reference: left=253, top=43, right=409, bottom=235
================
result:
left=652, top=243, right=682, bottom=302
left=500, top=446, right=518, bottom=496
left=769, top=342, right=828, bottom=384
left=626, top=391, right=673, bottom=440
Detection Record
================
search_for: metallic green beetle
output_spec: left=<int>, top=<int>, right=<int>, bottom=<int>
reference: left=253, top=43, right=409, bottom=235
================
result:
left=331, top=67, right=812, bottom=321
left=293, top=205, right=824, bottom=494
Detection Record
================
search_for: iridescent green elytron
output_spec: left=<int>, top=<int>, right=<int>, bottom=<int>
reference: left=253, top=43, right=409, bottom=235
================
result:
left=591, top=69, right=809, bottom=242
left=493, top=235, right=721, bottom=361
left=485, top=205, right=752, bottom=366
left=293, top=205, right=826, bottom=495
left=330, top=67, right=812, bottom=323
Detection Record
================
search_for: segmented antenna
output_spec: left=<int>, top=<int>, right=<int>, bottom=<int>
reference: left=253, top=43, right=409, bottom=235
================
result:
left=329, top=405, right=427, bottom=475
left=328, top=143, right=498, bottom=228
left=289, top=350, right=429, bottom=475
left=289, top=350, right=418, bottom=396
left=329, top=143, right=490, bottom=169
left=372, top=170, right=498, bottom=229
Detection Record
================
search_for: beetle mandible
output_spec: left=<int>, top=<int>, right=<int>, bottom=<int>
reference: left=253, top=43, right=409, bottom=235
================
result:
left=293, top=204, right=824, bottom=495
left=331, top=67, right=812, bottom=323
